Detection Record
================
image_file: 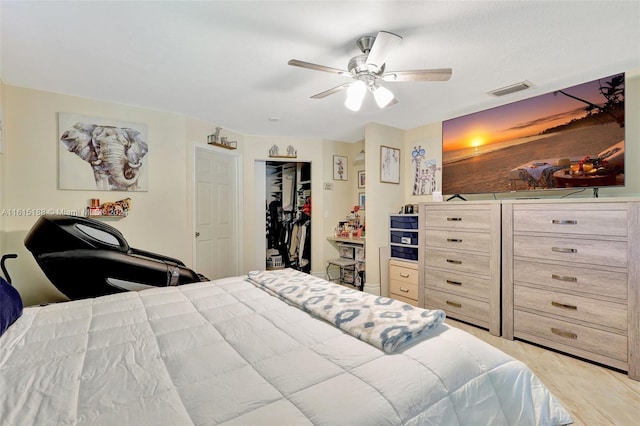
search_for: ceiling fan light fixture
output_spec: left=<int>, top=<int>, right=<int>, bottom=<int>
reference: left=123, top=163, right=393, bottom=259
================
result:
left=373, top=85, right=394, bottom=108
left=345, top=81, right=366, bottom=111
left=289, top=30, right=452, bottom=110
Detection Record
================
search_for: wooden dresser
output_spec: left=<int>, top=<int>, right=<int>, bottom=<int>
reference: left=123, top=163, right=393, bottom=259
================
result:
left=419, top=202, right=502, bottom=335
left=502, top=200, right=639, bottom=380
left=389, top=259, right=419, bottom=306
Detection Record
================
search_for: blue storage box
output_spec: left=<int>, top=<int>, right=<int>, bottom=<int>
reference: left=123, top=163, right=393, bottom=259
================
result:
left=390, top=230, right=418, bottom=245
left=390, top=215, right=418, bottom=230
left=391, top=246, right=418, bottom=261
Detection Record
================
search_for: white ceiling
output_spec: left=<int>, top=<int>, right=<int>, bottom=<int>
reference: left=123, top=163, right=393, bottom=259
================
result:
left=2, top=1, right=639, bottom=142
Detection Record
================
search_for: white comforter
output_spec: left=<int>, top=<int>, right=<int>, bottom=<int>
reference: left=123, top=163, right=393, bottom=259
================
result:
left=0, top=274, right=572, bottom=425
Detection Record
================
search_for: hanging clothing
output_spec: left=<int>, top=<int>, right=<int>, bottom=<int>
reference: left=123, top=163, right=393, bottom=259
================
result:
left=289, top=222, right=299, bottom=261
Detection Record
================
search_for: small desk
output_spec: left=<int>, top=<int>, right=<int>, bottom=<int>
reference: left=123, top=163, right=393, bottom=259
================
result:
left=326, top=236, right=366, bottom=246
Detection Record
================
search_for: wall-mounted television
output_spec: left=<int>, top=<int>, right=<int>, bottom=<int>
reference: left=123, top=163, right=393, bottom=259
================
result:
left=442, top=73, right=625, bottom=197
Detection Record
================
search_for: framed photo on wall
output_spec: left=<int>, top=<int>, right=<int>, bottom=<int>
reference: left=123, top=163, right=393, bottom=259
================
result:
left=58, top=113, right=149, bottom=191
left=357, top=170, right=365, bottom=188
left=333, top=155, right=347, bottom=180
left=380, top=145, right=400, bottom=184
left=358, top=192, right=366, bottom=210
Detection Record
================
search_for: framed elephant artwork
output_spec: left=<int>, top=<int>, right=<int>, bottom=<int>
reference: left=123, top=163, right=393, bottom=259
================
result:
left=58, top=113, right=149, bottom=191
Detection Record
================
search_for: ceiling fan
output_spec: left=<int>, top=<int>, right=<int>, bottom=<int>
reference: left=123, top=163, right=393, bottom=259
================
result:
left=288, top=31, right=452, bottom=111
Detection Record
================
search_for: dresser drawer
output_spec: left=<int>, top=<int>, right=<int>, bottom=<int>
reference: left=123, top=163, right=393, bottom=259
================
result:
left=390, top=280, right=419, bottom=301
left=424, top=289, right=489, bottom=327
left=424, top=208, right=492, bottom=230
left=514, top=310, right=627, bottom=363
left=513, top=260, right=628, bottom=300
left=513, top=235, right=627, bottom=268
left=513, top=207, right=627, bottom=237
left=424, top=267, right=489, bottom=301
left=390, top=292, right=418, bottom=306
left=514, top=285, right=627, bottom=332
left=389, top=261, right=418, bottom=284
left=424, top=229, right=491, bottom=253
left=424, top=249, right=490, bottom=276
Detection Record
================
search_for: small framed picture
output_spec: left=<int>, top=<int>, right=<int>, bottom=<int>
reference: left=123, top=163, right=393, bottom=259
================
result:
left=333, top=155, right=347, bottom=180
left=358, top=192, right=366, bottom=210
left=380, top=145, right=400, bottom=184
left=357, top=170, right=365, bottom=188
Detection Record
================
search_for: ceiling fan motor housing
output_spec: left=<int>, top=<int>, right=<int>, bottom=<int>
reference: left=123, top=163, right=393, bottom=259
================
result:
left=348, top=54, right=385, bottom=78
left=356, top=35, right=376, bottom=54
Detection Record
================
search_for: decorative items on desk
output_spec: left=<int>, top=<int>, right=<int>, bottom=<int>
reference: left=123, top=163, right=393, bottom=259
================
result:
left=334, top=205, right=365, bottom=238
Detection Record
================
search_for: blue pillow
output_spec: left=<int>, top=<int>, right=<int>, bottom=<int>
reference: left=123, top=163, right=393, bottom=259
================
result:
left=0, top=276, right=23, bottom=337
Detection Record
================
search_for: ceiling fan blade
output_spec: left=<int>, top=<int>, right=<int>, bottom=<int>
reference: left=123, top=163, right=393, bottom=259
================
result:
left=288, top=59, right=348, bottom=75
left=310, top=83, right=351, bottom=99
left=383, top=68, right=453, bottom=82
left=365, top=31, right=403, bottom=70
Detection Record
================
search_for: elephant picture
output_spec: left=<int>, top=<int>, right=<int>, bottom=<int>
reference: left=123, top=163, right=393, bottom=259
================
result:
left=58, top=113, right=148, bottom=191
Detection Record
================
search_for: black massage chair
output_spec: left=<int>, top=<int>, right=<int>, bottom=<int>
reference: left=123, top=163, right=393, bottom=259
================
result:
left=25, top=215, right=207, bottom=300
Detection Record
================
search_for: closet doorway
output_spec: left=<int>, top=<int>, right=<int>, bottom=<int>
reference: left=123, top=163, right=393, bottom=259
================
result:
left=264, top=161, right=311, bottom=272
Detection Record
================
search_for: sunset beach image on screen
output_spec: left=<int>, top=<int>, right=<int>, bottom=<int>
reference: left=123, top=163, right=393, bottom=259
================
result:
left=441, top=73, right=625, bottom=195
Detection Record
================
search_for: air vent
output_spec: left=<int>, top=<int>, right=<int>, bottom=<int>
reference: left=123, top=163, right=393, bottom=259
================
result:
left=489, top=81, right=533, bottom=97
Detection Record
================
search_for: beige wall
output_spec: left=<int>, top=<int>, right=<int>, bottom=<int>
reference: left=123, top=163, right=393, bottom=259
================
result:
left=2, top=67, right=638, bottom=305
left=1, top=86, right=199, bottom=305
left=320, top=140, right=365, bottom=268
left=363, top=122, right=405, bottom=296
left=0, top=84, right=361, bottom=306
left=403, top=69, right=640, bottom=202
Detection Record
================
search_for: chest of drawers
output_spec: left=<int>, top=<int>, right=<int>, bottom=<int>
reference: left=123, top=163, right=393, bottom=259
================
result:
left=389, top=259, right=419, bottom=306
left=419, top=202, right=502, bottom=335
left=502, top=201, right=639, bottom=380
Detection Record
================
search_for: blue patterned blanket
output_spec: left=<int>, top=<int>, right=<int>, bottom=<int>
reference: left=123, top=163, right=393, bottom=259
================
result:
left=246, top=269, right=446, bottom=353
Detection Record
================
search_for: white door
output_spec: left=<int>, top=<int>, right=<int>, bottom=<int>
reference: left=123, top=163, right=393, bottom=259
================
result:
left=194, top=146, right=241, bottom=280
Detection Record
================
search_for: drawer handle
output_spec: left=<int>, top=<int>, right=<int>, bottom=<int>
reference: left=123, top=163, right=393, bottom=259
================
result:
left=446, top=238, right=463, bottom=243
left=446, top=259, right=462, bottom=265
left=399, top=273, right=410, bottom=278
left=551, top=274, right=578, bottom=282
left=399, top=287, right=410, bottom=293
left=551, top=247, right=577, bottom=253
left=446, top=279, right=462, bottom=286
left=446, top=217, right=462, bottom=221
left=551, top=328, right=577, bottom=340
left=551, top=219, right=578, bottom=225
left=551, top=301, right=578, bottom=310
left=446, top=300, right=462, bottom=308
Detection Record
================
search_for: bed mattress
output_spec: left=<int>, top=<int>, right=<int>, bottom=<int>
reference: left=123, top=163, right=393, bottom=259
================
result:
left=0, top=273, right=573, bottom=425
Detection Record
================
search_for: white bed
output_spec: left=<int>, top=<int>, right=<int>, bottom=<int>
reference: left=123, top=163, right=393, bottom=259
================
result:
left=0, top=269, right=573, bottom=425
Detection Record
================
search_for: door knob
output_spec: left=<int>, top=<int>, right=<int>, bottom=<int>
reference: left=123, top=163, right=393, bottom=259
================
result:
left=195, top=232, right=200, bottom=237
